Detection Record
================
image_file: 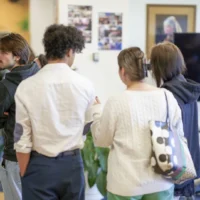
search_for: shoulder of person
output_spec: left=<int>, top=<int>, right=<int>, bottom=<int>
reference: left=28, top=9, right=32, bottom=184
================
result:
left=160, top=88, right=174, bottom=98
left=105, top=95, right=124, bottom=106
left=73, top=72, right=95, bottom=90
left=161, top=88, right=179, bottom=108
left=15, top=77, right=34, bottom=96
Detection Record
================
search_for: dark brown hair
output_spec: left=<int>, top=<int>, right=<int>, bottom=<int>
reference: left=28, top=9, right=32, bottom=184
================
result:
left=37, top=54, right=48, bottom=68
left=43, top=24, right=85, bottom=60
left=0, top=33, right=30, bottom=65
left=118, top=47, right=145, bottom=81
left=151, top=42, right=186, bottom=87
left=28, top=47, right=36, bottom=64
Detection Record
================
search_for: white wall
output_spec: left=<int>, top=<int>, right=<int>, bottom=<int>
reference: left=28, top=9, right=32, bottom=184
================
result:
left=30, top=0, right=55, bottom=54
left=30, top=0, right=200, bottom=102
left=57, top=0, right=130, bottom=104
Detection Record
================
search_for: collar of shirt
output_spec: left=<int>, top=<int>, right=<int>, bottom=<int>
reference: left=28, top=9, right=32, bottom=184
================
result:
left=41, top=63, right=72, bottom=72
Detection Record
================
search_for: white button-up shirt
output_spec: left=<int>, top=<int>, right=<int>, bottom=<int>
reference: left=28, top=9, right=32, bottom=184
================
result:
left=14, top=63, right=95, bottom=157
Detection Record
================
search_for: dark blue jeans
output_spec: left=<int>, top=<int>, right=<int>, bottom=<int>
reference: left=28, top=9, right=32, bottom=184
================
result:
left=21, top=150, right=85, bottom=200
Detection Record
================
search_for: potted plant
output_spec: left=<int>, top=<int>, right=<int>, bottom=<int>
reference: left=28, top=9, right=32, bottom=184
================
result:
left=81, top=132, right=109, bottom=199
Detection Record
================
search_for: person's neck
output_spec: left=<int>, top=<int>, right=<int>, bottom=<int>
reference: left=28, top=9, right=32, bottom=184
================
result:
left=126, top=80, right=159, bottom=91
left=127, top=81, right=153, bottom=91
left=127, top=81, right=145, bottom=90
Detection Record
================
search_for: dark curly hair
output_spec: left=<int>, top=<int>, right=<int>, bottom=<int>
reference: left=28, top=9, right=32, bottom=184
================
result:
left=43, top=24, right=85, bottom=60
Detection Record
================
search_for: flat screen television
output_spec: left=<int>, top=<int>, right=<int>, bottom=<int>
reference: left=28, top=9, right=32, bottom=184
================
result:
left=174, top=33, right=200, bottom=84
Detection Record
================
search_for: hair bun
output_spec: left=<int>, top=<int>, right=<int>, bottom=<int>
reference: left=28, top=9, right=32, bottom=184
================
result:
left=118, top=47, right=146, bottom=81
left=134, top=49, right=144, bottom=60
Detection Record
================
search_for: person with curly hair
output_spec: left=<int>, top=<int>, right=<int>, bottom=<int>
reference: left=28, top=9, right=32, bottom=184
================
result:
left=14, top=24, right=95, bottom=200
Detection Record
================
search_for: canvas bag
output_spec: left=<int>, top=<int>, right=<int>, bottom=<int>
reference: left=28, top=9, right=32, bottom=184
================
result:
left=149, top=91, right=196, bottom=184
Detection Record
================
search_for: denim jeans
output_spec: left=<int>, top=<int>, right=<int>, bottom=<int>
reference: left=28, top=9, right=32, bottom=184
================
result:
left=0, top=160, right=22, bottom=200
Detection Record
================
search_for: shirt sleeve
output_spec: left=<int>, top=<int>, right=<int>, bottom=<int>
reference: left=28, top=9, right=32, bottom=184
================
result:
left=14, top=88, right=32, bottom=153
left=83, top=84, right=96, bottom=135
left=84, top=84, right=96, bottom=124
left=91, top=98, right=117, bottom=147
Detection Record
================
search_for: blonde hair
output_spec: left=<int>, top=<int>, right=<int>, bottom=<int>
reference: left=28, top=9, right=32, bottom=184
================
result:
left=164, top=16, right=183, bottom=33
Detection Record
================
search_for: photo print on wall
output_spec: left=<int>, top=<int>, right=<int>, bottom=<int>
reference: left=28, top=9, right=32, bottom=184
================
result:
left=68, top=5, right=92, bottom=43
left=155, top=15, right=188, bottom=43
left=146, top=5, right=196, bottom=56
left=98, top=12, right=122, bottom=50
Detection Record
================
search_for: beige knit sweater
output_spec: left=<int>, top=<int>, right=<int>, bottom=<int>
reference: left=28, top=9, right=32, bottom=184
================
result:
left=91, top=89, right=184, bottom=196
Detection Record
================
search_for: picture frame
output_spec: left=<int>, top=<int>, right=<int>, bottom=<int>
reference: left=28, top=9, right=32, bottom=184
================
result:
left=146, top=4, right=196, bottom=57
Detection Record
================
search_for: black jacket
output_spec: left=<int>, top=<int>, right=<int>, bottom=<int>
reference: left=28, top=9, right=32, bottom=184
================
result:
left=0, top=69, right=9, bottom=80
left=162, top=75, right=200, bottom=179
left=0, top=63, right=39, bottom=161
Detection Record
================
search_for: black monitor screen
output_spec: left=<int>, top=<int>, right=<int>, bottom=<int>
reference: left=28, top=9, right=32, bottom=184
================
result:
left=174, top=33, right=200, bottom=83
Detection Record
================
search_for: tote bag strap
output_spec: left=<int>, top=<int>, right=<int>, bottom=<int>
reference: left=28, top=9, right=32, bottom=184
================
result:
left=164, top=91, right=170, bottom=124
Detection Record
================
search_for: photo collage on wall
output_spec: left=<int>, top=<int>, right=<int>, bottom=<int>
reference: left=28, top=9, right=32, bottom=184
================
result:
left=98, top=12, right=122, bottom=50
left=68, top=5, right=92, bottom=43
left=68, top=5, right=123, bottom=50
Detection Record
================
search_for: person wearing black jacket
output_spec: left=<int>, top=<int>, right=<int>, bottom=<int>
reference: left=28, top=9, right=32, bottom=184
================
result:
left=0, top=33, right=39, bottom=200
left=151, top=41, right=200, bottom=200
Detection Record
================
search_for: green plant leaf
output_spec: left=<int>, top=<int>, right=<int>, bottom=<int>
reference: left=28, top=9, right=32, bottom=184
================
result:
left=96, top=169, right=107, bottom=197
left=18, top=17, right=29, bottom=31
left=88, top=161, right=99, bottom=187
left=82, top=132, right=108, bottom=195
left=82, top=135, right=96, bottom=169
left=95, top=147, right=109, bottom=172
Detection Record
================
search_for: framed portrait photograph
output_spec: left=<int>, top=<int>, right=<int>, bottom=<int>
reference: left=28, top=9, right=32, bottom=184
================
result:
left=146, top=5, right=196, bottom=56
left=98, top=12, right=122, bottom=50
left=68, top=5, right=92, bottom=43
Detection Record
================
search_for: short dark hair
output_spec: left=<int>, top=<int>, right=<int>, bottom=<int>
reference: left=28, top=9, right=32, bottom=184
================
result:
left=151, top=42, right=186, bottom=87
left=118, top=47, right=145, bottom=81
left=0, top=33, right=30, bottom=65
left=43, top=24, right=85, bottom=60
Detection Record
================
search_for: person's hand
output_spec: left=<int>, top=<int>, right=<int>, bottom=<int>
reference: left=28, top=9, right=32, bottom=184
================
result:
left=94, top=96, right=101, bottom=105
left=20, top=170, right=26, bottom=177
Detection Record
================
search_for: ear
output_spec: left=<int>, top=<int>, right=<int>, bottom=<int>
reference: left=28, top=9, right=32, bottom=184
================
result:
left=119, top=67, right=126, bottom=77
left=66, top=49, right=74, bottom=58
left=14, top=56, right=20, bottom=62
